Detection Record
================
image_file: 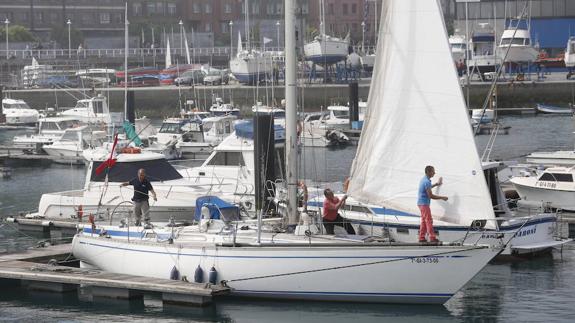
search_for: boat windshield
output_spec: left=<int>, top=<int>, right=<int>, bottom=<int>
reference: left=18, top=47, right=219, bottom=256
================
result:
left=451, top=43, right=466, bottom=50
left=90, top=159, right=183, bottom=182
left=333, top=110, right=350, bottom=119
left=3, top=102, right=31, bottom=110
left=500, top=38, right=529, bottom=46
left=159, top=123, right=183, bottom=134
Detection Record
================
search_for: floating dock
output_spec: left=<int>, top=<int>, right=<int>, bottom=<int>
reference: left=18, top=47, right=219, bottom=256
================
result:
left=0, top=243, right=230, bottom=306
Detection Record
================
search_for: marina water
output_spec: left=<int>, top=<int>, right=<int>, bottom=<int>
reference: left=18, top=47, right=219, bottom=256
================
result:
left=1, top=115, right=574, bottom=322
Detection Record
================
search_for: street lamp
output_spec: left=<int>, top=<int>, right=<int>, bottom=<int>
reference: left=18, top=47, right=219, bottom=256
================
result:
left=361, top=21, right=365, bottom=53
left=4, top=18, right=9, bottom=59
left=67, top=19, right=71, bottom=58
left=179, top=20, right=183, bottom=56
left=229, top=20, right=233, bottom=60
left=276, top=21, right=281, bottom=49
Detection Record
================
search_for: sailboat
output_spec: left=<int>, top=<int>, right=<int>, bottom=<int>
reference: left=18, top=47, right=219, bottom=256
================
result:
left=565, top=37, right=575, bottom=71
left=304, top=0, right=349, bottom=65
left=71, top=0, right=501, bottom=305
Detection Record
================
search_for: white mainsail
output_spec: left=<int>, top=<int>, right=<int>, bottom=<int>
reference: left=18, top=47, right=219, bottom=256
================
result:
left=348, top=0, right=495, bottom=227
left=165, top=38, right=172, bottom=68
left=237, top=31, right=243, bottom=55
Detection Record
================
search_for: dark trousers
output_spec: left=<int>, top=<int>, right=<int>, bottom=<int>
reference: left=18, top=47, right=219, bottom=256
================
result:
left=323, top=214, right=356, bottom=235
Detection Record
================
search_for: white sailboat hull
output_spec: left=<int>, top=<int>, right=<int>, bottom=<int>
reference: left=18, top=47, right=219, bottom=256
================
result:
left=304, top=38, right=349, bottom=65
left=72, top=233, right=499, bottom=304
left=230, top=56, right=272, bottom=85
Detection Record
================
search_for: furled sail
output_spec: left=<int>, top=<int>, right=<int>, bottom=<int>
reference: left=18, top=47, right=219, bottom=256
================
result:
left=348, top=0, right=495, bottom=227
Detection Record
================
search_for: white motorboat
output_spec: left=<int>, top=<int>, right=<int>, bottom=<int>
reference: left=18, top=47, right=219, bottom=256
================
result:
left=510, top=166, right=575, bottom=211
left=1, top=98, right=39, bottom=126
left=471, top=108, right=495, bottom=124
left=71, top=0, right=501, bottom=305
left=12, top=116, right=82, bottom=152
left=148, top=118, right=213, bottom=159
left=36, top=147, right=247, bottom=223
left=75, top=68, right=116, bottom=87
left=304, top=1, right=348, bottom=66
left=58, top=94, right=121, bottom=125
left=565, top=37, right=575, bottom=69
left=209, top=97, right=240, bottom=117
left=300, top=111, right=350, bottom=148
left=535, top=103, right=573, bottom=115
left=497, top=18, right=539, bottom=63
left=42, top=125, right=107, bottom=164
left=202, top=115, right=236, bottom=144
left=468, top=23, right=502, bottom=76
left=449, top=34, right=467, bottom=64
left=526, top=150, right=575, bottom=166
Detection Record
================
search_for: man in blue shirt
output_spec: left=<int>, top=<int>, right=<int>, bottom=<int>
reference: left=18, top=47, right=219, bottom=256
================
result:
left=417, top=165, right=448, bottom=244
left=120, top=168, right=157, bottom=226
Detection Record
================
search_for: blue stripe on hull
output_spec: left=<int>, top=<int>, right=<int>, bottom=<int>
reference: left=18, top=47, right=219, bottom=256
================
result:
left=306, top=55, right=347, bottom=65
left=233, top=72, right=267, bottom=85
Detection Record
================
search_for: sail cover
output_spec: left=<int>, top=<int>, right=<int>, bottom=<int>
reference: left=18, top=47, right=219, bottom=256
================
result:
left=348, top=0, right=495, bottom=227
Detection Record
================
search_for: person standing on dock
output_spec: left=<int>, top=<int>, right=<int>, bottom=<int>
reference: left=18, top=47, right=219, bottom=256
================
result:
left=322, top=188, right=355, bottom=235
left=120, top=168, right=157, bottom=226
left=417, top=166, right=448, bottom=244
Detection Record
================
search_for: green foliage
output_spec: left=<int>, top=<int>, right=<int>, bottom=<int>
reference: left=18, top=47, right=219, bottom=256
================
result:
left=50, top=25, right=84, bottom=48
left=0, top=25, right=36, bottom=42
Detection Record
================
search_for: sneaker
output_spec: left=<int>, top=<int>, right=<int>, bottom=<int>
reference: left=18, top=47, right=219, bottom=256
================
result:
left=429, top=239, right=441, bottom=245
left=418, top=239, right=427, bottom=244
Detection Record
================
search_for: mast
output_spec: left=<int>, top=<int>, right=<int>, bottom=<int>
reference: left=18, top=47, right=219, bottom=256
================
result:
left=320, top=0, right=326, bottom=36
left=285, top=0, right=298, bottom=225
left=124, top=2, right=128, bottom=119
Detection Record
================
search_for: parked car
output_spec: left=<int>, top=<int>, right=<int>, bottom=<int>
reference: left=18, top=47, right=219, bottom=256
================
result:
left=203, top=69, right=230, bottom=86
left=117, top=75, right=160, bottom=87
left=174, top=69, right=205, bottom=86
left=36, top=76, right=79, bottom=88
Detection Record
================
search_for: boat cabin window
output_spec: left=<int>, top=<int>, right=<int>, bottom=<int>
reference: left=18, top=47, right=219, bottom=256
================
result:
left=93, top=101, right=104, bottom=114
left=207, top=152, right=245, bottom=166
left=451, top=43, right=466, bottom=50
left=3, top=102, right=31, bottom=110
left=60, top=130, right=79, bottom=141
left=305, top=114, right=322, bottom=122
left=224, top=121, right=232, bottom=134
left=571, top=43, right=575, bottom=53
left=343, top=204, right=372, bottom=214
left=159, top=123, right=182, bottom=134
left=332, top=110, right=349, bottom=119
left=539, top=173, right=573, bottom=182
left=90, top=159, right=183, bottom=182
left=182, top=131, right=204, bottom=142
left=41, top=122, right=59, bottom=130
left=501, top=38, right=527, bottom=46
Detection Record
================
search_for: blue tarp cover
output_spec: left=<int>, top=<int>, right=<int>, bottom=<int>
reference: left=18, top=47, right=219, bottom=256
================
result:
left=234, top=120, right=285, bottom=141
left=194, top=196, right=240, bottom=221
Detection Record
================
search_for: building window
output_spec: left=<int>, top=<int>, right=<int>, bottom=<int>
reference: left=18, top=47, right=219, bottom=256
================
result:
left=193, top=2, right=200, bottom=14
left=100, top=12, right=111, bottom=24
left=205, top=23, right=211, bottom=32
left=205, top=3, right=212, bottom=14
left=147, top=3, right=156, bottom=15
left=221, top=22, right=229, bottom=33
left=224, top=3, right=232, bottom=14
left=34, top=12, right=44, bottom=23
left=82, top=13, right=93, bottom=24
left=329, top=3, right=334, bottom=14
left=133, top=2, right=143, bottom=16
left=167, top=3, right=176, bottom=15
left=156, top=2, right=165, bottom=15
left=352, top=3, right=357, bottom=14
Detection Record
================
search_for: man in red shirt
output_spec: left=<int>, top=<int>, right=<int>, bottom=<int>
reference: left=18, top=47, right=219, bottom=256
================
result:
left=322, top=188, right=356, bottom=235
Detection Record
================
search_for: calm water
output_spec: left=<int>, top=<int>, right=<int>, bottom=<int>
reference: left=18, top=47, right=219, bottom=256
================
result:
left=1, top=115, right=574, bottom=322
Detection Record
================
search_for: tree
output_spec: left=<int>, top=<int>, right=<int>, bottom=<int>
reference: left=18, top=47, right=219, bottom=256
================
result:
left=50, top=25, right=84, bottom=49
left=0, top=25, right=36, bottom=42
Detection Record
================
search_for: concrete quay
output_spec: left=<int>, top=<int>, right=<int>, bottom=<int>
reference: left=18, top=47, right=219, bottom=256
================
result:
left=4, top=77, right=575, bottom=118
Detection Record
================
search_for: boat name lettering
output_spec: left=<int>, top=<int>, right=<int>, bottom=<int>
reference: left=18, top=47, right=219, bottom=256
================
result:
left=480, top=233, right=501, bottom=239
left=514, top=227, right=537, bottom=237
left=410, top=257, right=439, bottom=264
left=536, top=181, right=557, bottom=189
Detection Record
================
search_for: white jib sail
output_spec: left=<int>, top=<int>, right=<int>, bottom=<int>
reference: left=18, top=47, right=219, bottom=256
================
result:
left=165, top=38, right=172, bottom=68
left=348, top=0, right=495, bottom=227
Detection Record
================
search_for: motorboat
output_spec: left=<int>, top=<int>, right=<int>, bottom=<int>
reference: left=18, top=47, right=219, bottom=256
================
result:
left=58, top=94, right=122, bottom=125
left=510, top=166, right=575, bottom=211
left=148, top=118, right=213, bottom=159
left=42, top=125, right=107, bottom=164
left=75, top=68, right=116, bottom=87
left=535, top=103, right=573, bottom=115
left=35, top=147, right=248, bottom=223
left=71, top=0, right=501, bottom=305
left=304, top=1, right=348, bottom=66
left=300, top=111, right=350, bottom=148
left=468, top=23, right=502, bottom=77
left=1, top=98, right=39, bottom=126
left=497, top=18, right=539, bottom=63
left=12, top=116, right=82, bottom=152
left=565, top=37, right=575, bottom=69
left=449, top=34, right=467, bottom=65
left=202, top=115, right=236, bottom=144
left=471, top=108, right=495, bottom=124
left=209, top=97, right=240, bottom=116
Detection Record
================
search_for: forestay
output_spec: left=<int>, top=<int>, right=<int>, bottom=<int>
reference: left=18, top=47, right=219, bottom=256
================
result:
left=348, top=0, right=495, bottom=227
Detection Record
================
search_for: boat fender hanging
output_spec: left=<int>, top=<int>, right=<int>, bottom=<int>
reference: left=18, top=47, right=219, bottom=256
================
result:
left=208, top=266, right=218, bottom=285
left=170, top=265, right=180, bottom=280
left=194, top=265, right=204, bottom=283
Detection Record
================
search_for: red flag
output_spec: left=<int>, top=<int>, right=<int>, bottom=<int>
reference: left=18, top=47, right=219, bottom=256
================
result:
left=95, top=133, right=118, bottom=175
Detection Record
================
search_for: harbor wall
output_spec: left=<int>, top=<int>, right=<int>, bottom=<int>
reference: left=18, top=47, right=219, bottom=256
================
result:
left=4, top=81, right=575, bottom=118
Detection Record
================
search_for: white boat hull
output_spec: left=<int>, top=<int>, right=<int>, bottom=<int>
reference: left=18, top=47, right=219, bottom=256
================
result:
left=42, top=145, right=84, bottom=164
left=497, top=46, right=539, bottom=63
left=230, top=56, right=272, bottom=85
left=72, top=232, right=499, bottom=304
left=304, top=38, right=349, bottom=65
left=511, top=177, right=575, bottom=211
left=5, top=114, right=39, bottom=125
